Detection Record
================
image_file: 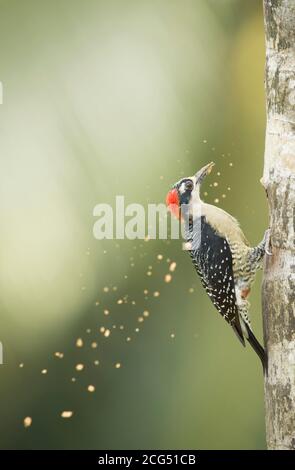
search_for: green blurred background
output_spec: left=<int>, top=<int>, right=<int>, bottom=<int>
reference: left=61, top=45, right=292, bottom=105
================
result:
left=0, top=0, right=268, bottom=449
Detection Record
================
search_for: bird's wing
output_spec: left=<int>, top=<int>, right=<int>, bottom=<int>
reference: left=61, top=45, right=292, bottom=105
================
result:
left=189, top=215, right=245, bottom=346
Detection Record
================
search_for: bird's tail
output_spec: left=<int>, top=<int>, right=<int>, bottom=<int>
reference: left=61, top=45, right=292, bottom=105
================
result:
left=245, top=323, right=267, bottom=374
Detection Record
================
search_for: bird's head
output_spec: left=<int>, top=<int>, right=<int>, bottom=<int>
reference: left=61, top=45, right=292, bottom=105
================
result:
left=166, top=161, right=215, bottom=219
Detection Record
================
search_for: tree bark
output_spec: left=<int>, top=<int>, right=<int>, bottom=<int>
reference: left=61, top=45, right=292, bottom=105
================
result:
left=262, top=0, right=295, bottom=450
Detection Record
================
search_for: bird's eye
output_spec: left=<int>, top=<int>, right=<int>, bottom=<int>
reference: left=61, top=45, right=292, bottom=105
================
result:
left=185, top=180, right=194, bottom=191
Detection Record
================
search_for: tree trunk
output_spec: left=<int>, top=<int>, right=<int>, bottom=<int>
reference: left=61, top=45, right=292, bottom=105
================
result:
left=262, top=0, right=295, bottom=450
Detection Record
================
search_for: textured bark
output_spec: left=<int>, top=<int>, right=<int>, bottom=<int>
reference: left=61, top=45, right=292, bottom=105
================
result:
left=262, top=0, right=295, bottom=450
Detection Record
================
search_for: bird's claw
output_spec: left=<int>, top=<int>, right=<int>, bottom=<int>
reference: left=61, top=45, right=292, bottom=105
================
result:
left=264, top=228, right=272, bottom=256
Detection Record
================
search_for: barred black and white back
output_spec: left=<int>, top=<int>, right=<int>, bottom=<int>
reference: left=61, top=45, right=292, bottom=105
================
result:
left=186, top=207, right=266, bottom=370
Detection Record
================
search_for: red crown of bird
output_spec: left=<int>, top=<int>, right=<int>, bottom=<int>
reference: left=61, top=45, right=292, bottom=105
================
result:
left=166, top=187, right=180, bottom=219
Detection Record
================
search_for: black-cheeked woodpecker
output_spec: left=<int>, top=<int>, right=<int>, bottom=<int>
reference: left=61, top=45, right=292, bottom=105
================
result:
left=166, top=162, right=271, bottom=371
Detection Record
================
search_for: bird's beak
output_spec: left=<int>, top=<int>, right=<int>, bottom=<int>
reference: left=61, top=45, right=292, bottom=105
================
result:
left=195, top=161, right=215, bottom=184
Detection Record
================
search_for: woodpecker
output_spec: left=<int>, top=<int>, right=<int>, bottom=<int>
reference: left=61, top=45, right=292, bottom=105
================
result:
left=166, top=162, right=271, bottom=371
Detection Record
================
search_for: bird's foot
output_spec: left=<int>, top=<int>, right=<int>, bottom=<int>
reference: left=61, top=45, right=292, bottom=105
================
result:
left=264, top=228, right=272, bottom=256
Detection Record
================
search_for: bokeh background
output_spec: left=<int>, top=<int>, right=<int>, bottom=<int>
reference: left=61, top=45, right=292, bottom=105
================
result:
left=0, top=0, right=268, bottom=450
